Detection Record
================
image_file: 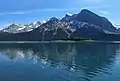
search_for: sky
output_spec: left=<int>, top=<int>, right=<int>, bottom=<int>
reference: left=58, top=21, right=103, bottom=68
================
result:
left=0, top=0, right=120, bottom=28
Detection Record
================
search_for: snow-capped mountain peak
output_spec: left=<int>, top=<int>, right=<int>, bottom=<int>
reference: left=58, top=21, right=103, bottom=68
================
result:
left=66, top=13, right=73, bottom=16
left=1, top=21, right=42, bottom=33
left=41, top=21, right=47, bottom=24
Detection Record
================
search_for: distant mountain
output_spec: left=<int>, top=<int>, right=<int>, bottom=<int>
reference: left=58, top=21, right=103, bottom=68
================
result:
left=1, top=21, right=42, bottom=33
left=0, top=9, right=120, bottom=41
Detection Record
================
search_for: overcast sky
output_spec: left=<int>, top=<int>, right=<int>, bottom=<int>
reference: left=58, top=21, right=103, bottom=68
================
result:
left=0, top=0, right=119, bottom=28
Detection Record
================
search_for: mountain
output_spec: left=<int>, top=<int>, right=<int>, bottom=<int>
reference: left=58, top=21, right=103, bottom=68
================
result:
left=1, top=21, right=42, bottom=33
left=0, top=18, right=113, bottom=41
left=0, top=9, right=120, bottom=41
left=62, top=9, right=117, bottom=32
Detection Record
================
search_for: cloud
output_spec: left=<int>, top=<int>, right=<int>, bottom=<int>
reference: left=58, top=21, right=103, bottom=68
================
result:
left=83, top=0, right=104, bottom=3
left=0, top=8, right=80, bottom=15
left=98, top=10, right=109, bottom=15
left=0, top=5, right=112, bottom=15
left=82, top=5, right=111, bottom=9
left=0, top=11, right=26, bottom=15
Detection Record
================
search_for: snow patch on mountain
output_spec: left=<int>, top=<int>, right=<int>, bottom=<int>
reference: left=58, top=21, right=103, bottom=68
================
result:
left=115, top=24, right=120, bottom=29
left=17, top=26, right=26, bottom=30
left=66, top=13, right=73, bottom=16
left=1, top=21, right=42, bottom=33
left=42, top=21, right=47, bottom=23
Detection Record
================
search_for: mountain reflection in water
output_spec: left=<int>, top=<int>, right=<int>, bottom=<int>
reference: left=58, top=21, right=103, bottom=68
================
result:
left=0, top=43, right=120, bottom=81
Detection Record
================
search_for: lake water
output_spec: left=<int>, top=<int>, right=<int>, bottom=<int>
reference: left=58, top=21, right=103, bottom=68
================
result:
left=0, top=42, right=120, bottom=81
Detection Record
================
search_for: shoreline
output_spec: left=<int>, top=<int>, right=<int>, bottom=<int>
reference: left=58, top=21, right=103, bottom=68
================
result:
left=0, top=40, right=120, bottom=44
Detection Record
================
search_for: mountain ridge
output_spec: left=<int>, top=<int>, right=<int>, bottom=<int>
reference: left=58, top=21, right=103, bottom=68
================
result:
left=1, top=21, right=44, bottom=33
left=0, top=9, right=120, bottom=41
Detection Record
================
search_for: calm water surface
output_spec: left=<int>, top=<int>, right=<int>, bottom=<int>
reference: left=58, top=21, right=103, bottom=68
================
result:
left=0, top=43, right=120, bottom=81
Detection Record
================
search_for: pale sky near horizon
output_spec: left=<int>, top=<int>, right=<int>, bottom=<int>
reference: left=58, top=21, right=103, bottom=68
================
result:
left=0, top=0, right=119, bottom=28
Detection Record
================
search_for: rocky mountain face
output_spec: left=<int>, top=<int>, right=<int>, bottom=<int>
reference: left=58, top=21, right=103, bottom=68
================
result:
left=62, top=9, right=117, bottom=32
left=0, top=9, right=120, bottom=41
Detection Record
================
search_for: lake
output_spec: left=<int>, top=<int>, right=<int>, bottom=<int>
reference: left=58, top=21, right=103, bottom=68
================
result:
left=0, top=42, right=120, bottom=81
